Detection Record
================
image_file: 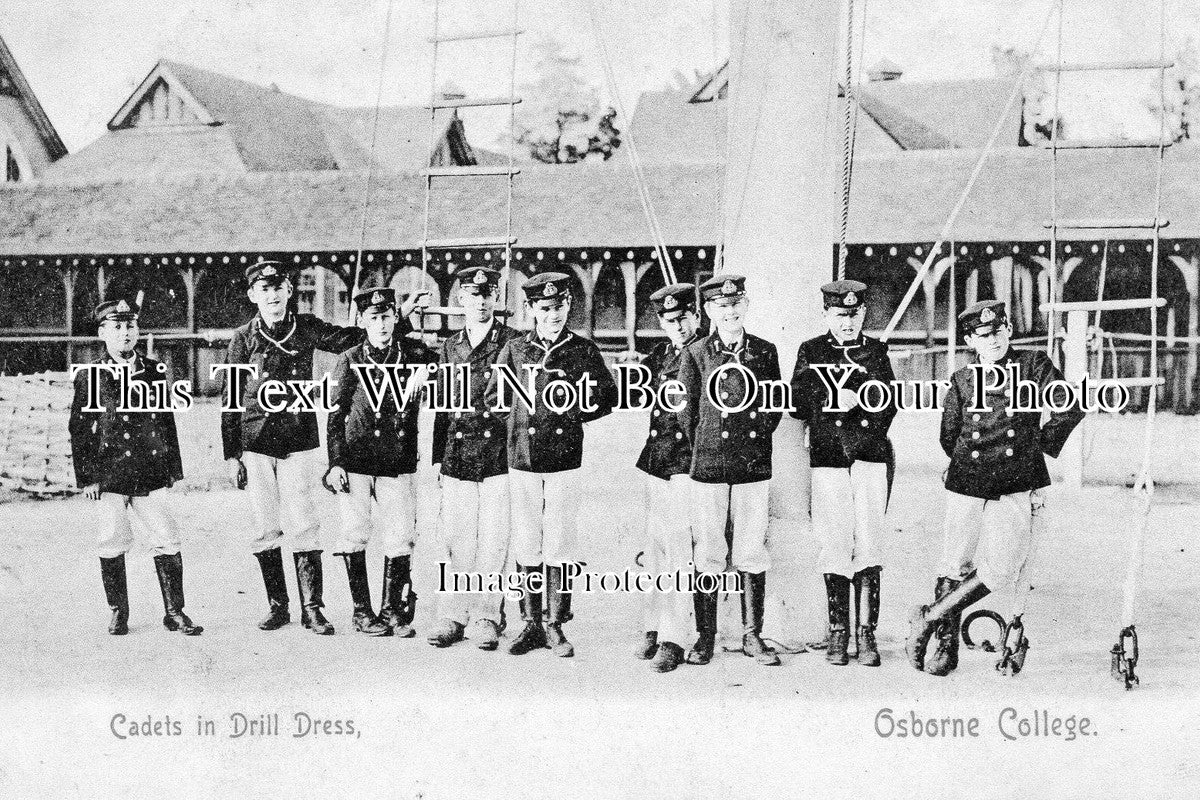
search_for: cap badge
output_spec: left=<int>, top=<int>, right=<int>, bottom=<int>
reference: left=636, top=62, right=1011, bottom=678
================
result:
left=663, top=295, right=678, bottom=310
left=543, top=282, right=558, bottom=297
left=115, top=300, right=131, bottom=313
left=473, top=271, right=488, bottom=285
left=371, top=291, right=385, bottom=305
left=721, top=279, right=737, bottom=295
left=843, top=291, right=857, bottom=307
left=980, top=307, right=996, bottom=324
left=261, top=265, right=277, bottom=277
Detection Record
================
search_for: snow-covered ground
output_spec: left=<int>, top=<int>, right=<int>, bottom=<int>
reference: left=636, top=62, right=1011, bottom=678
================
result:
left=0, top=404, right=1197, bottom=798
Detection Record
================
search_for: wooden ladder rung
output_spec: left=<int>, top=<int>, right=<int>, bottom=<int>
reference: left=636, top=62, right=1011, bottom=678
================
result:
left=428, top=96, right=522, bottom=110
left=1091, top=377, right=1165, bottom=389
left=1043, top=217, right=1169, bottom=230
left=428, top=27, right=524, bottom=43
left=423, top=237, right=517, bottom=249
left=414, top=306, right=466, bottom=316
left=1039, top=59, right=1174, bottom=72
left=1041, top=298, right=1167, bottom=312
left=422, top=166, right=521, bottom=178
left=1041, top=138, right=1172, bottom=149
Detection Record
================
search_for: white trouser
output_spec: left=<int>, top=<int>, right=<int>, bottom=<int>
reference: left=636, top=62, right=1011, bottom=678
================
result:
left=333, top=473, right=418, bottom=558
left=509, top=469, right=581, bottom=567
left=641, top=474, right=695, bottom=645
left=243, top=449, right=322, bottom=553
left=690, top=480, right=771, bottom=574
left=96, top=489, right=180, bottom=559
left=436, top=474, right=511, bottom=625
left=941, top=489, right=1046, bottom=615
left=811, top=462, right=889, bottom=577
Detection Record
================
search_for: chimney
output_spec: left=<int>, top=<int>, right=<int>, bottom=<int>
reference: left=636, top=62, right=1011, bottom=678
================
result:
left=866, top=59, right=903, bottom=82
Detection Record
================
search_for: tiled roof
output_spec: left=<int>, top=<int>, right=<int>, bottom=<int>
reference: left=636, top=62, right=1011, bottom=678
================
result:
left=43, top=61, right=472, bottom=181
left=859, top=77, right=1024, bottom=148
left=3, top=145, right=1199, bottom=255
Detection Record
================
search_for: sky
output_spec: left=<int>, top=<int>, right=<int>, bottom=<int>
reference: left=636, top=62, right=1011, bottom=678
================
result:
left=3, top=0, right=1198, bottom=152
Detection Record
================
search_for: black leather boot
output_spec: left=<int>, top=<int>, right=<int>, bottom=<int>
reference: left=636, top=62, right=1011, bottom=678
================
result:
left=544, top=564, right=575, bottom=658
left=507, top=565, right=547, bottom=655
left=339, top=551, right=391, bottom=636
left=293, top=550, right=334, bottom=635
left=253, top=547, right=290, bottom=631
left=853, top=566, right=881, bottom=667
left=635, top=630, right=659, bottom=660
left=650, top=641, right=685, bottom=673
left=100, top=555, right=129, bottom=635
left=741, top=571, right=781, bottom=666
left=923, top=577, right=962, bottom=675
left=379, top=555, right=417, bottom=638
left=153, top=553, right=203, bottom=635
left=824, top=573, right=851, bottom=666
left=908, top=572, right=991, bottom=673
left=686, top=577, right=718, bottom=665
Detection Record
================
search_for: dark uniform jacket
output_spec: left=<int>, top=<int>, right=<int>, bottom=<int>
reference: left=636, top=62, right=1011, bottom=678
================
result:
left=68, top=354, right=184, bottom=496
left=220, top=313, right=366, bottom=460
left=941, top=348, right=1084, bottom=500
left=486, top=329, right=618, bottom=474
left=790, top=333, right=896, bottom=468
left=431, top=320, right=520, bottom=482
left=679, top=331, right=782, bottom=485
left=327, top=338, right=432, bottom=478
left=635, top=334, right=698, bottom=481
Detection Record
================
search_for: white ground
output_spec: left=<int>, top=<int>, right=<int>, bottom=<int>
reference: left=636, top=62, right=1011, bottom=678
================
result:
left=0, top=404, right=1197, bottom=798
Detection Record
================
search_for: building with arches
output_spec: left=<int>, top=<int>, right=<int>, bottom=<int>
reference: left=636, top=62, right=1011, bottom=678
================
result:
left=1, top=58, right=1198, bottom=410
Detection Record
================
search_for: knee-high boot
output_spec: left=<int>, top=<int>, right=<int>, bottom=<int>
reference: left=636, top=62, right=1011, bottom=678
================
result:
left=153, top=552, right=203, bottom=635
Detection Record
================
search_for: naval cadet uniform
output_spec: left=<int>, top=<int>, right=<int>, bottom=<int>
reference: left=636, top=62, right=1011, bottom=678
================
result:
left=790, top=280, right=895, bottom=666
left=908, top=300, right=1084, bottom=676
left=938, top=302, right=1083, bottom=601
left=429, top=266, right=519, bottom=649
left=326, top=287, right=432, bottom=638
left=221, top=259, right=366, bottom=634
left=486, top=271, right=618, bottom=657
left=678, top=274, right=782, bottom=666
left=69, top=297, right=201, bottom=636
left=634, top=283, right=699, bottom=672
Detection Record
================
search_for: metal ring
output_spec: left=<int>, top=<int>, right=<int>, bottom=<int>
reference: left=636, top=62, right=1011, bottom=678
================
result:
left=962, top=609, right=1006, bottom=652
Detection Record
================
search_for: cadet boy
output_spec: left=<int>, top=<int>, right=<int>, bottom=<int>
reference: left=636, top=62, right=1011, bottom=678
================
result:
left=325, top=288, right=431, bottom=638
left=69, top=297, right=201, bottom=636
left=486, top=271, right=618, bottom=658
left=633, top=283, right=701, bottom=674
left=220, top=259, right=422, bottom=635
left=908, top=300, right=1084, bottom=676
left=428, top=266, right=519, bottom=650
left=790, top=280, right=896, bottom=667
left=678, top=275, right=783, bottom=667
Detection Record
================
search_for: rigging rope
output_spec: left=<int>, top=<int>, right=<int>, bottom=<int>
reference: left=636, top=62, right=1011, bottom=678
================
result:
left=880, top=0, right=1059, bottom=341
left=584, top=0, right=676, bottom=285
left=1121, top=0, right=1170, bottom=633
left=351, top=0, right=399, bottom=321
left=1046, top=0, right=1065, bottom=354
left=709, top=0, right=726, bottom=274
left=837, top=0, right=868, bottom=281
